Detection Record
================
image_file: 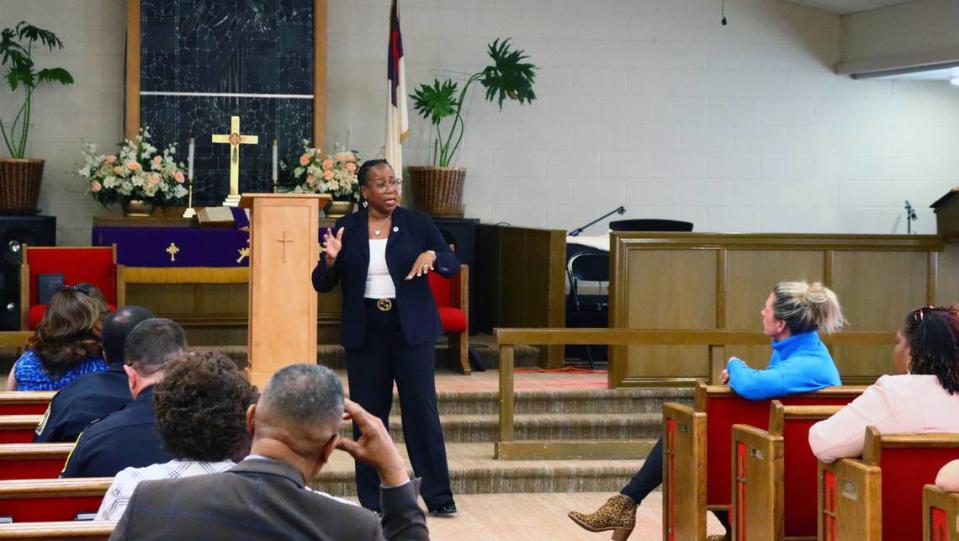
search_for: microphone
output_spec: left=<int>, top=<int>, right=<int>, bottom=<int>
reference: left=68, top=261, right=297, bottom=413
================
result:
left=569, top=206, right=626, bottom=237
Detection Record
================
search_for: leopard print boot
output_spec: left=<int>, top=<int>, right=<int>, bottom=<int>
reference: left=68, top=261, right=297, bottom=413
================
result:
left=568, top=494, right=637, bottom=541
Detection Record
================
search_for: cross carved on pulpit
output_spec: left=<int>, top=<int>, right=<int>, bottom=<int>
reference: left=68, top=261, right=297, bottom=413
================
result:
left=276, top=231, right=294, bottom=263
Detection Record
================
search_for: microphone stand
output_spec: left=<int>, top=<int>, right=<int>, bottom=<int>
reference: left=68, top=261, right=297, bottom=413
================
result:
left=569, top=206, right=626, bottom=236
left=905, top=200, right=917, bottom=235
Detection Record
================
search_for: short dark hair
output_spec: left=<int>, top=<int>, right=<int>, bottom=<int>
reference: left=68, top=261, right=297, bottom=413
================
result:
left=260, top=364, right=343, bottom=428
left=101, top=306, right=154, bottom=365
left=154, top=351, right=258, bottom=461
left=356, top=159, right=391, bottom=186
left=124, top=318, right=187, bottom=375
left=903, top=306, right=959, bottom=394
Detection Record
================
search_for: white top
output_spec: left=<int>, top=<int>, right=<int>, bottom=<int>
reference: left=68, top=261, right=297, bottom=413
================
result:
left=809, top=374, right=959, bottom=464
left=364, top=239, right=395, bottom=299
left=95, top=459, right=235, bottom=521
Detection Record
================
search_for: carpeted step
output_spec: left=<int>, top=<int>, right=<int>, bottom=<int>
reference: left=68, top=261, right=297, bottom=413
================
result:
left=426, top=387, right=693, bottom=415
left=338, top=413, right=664, bottom=443
left=312, top=442, right=653, bottom=497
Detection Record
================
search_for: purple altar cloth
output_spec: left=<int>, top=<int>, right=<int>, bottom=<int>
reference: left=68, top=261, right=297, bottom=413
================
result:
left=93, top=226, right=251, bottom=267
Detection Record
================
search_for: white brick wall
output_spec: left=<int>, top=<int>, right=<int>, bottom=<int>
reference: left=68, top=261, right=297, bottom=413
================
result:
left=3, top=0, right=959, bottom=244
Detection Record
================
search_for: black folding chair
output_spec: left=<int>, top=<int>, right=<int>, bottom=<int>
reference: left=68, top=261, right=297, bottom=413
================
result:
left=567, top=252, right=609, bottom=368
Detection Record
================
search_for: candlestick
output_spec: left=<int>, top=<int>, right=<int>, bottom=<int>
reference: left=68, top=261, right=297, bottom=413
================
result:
left=272, top=139, right=278, bottom=182
left=187, top=137, right=195, bottom=180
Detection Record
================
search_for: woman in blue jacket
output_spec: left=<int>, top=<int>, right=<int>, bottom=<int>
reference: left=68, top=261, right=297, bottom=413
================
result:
left=569, top=281, right=845, bottom=541
left=313, top=159, right=458, bottom=516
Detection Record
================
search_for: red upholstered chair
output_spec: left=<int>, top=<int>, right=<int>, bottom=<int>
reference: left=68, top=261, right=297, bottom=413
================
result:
left=19, top=245, right=124, bottom=330
left=428, top=265, right=470, bottom=375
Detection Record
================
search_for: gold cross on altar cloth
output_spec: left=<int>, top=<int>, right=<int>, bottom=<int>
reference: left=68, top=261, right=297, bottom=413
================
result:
left=166, top=242, right=180, bottom=262
left=276, top=231, right=294, bottom=263
left=212, top=116, right=259, bottom=206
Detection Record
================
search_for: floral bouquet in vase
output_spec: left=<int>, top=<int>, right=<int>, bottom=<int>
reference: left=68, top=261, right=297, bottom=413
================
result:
left=284, top=142, right=361, bottom=217
left=78, top=126, right=188, bottom=215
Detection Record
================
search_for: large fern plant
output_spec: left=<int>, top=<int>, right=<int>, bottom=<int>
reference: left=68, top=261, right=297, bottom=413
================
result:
left=0, top=22, right=74, bottom=159
left=410, top=39, right=536, bottom=168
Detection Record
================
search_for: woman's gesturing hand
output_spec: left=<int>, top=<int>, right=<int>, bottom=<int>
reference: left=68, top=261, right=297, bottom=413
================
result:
left=322, top=227, right=344, bottom=266
left=405, top=250, right=436, bottom=280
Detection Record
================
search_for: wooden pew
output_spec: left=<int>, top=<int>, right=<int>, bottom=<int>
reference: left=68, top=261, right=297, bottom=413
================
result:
left=0, top=478, right=112, bottom=523
left=0, top=444, right=73, bottom=481
left=0, top=393, right=54, bottom=416
left=0, top=521, right=113, bottom=539
left=0, top=416, right=42, bottom=444
left=818, top=428, right=959, bottom=541
left=662, top=383, right=866, bottom=540
left=923, top=485, right=959, bottom=541
left=730, top=401, right=842, bottom=541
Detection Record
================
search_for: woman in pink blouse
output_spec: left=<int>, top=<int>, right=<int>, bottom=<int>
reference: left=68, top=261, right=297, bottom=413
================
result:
left=809, top=306, right=959, bottom=463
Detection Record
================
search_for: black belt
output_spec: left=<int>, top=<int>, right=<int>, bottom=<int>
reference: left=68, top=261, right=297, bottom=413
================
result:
left=365, top=298, right=394, bottom=312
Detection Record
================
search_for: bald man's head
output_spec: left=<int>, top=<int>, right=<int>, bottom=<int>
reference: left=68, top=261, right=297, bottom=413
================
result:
left=101, top=306, right=154, bottom=365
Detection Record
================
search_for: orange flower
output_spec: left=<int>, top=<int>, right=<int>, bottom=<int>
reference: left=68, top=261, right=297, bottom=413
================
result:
left=322, top=159, right=334, bottom=171
left=126, top=161, right=141, bottom=171
left=345, top=162, right=357, bottom=173
left=91, top=181, right=102, bottom=193
left=322, top=170, right=334, bottom=181
left=174, top=171, right=185, bottom=183
left=152, top=155, right=162, bottom=166
left=105, top=155, right=117, bottom=164
left=299, top=153, right=311, bottom=166
left=113, top=166, right=124, bottom=175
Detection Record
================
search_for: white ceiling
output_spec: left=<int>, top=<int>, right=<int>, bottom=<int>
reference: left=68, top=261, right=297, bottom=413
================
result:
left=782, top=0, right=913, bottom=15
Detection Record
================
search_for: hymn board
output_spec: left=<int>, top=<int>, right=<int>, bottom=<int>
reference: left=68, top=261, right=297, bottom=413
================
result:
left=124, top=0, right=328, bottom=206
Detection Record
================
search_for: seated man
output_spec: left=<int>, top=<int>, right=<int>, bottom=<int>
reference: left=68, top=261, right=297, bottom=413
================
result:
left=110, top=364, right=429, bottom=541
left=61, top=318, right=187, bottom=478
left=35, top=306, right=155, bottom=443
left=96, top=351, right=257, bottom=520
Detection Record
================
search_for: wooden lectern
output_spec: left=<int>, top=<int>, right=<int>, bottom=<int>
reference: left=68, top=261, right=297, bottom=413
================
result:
left=239, top=194, right=330, bottom=387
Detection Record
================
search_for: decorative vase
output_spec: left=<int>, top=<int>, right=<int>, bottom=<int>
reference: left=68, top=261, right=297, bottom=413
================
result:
left=407, top=166, right=466, bottom=218
left=121, top=199, right=155, bottom=217
left=0, top=158, right=43, bottom=215
left=325, top=200, right=354, bottom=218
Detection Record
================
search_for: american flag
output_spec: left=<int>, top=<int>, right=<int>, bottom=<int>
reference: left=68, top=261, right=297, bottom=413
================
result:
left=386, top=0, right=408, bottom=178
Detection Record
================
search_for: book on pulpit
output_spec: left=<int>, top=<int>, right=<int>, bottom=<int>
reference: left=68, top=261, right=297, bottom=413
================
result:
left=196, top=207, right=236, bottom=227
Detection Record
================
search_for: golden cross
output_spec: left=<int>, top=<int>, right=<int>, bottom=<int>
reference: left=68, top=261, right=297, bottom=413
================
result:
left=212, top=116, right=259, bottom=204
left=166, top=242, right=180, bottom=262
left=277, top=231, right=294, bottom=263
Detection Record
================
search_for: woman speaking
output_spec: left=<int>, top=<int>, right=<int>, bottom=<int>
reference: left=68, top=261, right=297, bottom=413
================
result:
left=312, top=159, right=458, bottom=516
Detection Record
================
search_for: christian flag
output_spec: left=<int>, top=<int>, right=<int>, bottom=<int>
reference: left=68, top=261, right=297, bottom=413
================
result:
left=386, top=0, right=408, bottom=177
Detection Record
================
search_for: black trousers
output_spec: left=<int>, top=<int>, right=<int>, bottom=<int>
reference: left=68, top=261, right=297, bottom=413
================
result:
left=621, top=437, right=730, bottom=536
left=345, top=301, right=453, bottom=511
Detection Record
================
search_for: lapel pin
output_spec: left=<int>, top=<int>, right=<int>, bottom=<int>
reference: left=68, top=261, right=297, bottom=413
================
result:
left=393, top=226, right=399, bottom=232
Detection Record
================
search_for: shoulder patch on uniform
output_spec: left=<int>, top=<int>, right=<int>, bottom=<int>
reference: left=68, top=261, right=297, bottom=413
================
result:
left=34, top=404, right=51, bottom=436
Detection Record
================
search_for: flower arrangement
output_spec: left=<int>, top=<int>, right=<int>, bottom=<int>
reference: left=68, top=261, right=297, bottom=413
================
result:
left=286, top=141, right=360, bottom=201
left=78, top=127, right=188, bottom=208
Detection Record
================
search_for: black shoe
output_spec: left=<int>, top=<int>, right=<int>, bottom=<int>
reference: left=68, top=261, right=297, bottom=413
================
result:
left=430, top=501, right=457, bottom=516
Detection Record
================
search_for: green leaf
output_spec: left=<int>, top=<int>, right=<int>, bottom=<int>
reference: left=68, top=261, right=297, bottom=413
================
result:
left=5, top=64, right=33, bottom=91
left=410, top=79, right=460, bottom=125
left=36, top=67, right=74, bottom=85
left=480, top=38, right=537, bottom=109
left=15, top=22, right=64, bottom=51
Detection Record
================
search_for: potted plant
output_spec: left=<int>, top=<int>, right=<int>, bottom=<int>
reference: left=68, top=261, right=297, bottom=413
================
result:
left=282, top=142, right=361, bottom=218
left=409, top=38, right=536, bottom=217
left=0, top=22, right=74, bottom=213
left=78, top=127, right=188, bottom=216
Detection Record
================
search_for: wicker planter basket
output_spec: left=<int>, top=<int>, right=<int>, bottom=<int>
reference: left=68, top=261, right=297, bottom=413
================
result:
left=0, top=159, right=43, bottom=214
left=407, top=166, right=466, bottom=217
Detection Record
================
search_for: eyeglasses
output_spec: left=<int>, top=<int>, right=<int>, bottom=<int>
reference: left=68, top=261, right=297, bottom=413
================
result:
left=370, top=178, right=402, bottom=192
left=60, top=284, right=92, bottom=296
left=913, top=305, right=949, bottom=322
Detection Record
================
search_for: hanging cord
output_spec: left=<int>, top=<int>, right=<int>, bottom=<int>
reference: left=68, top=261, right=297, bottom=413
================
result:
left=721, top=0, right=728, bottom=26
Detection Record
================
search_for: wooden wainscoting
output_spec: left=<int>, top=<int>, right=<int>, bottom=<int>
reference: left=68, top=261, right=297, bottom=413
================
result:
left=609, top=233, right=946, bottom=387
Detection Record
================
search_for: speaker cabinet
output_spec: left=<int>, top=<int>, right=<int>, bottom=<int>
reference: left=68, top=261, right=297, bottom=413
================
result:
left=0, top=216, right=56, bottom=330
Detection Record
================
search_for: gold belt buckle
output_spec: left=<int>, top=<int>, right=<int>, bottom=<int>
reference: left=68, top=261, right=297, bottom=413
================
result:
left=376, top=298, right=393, bottom=312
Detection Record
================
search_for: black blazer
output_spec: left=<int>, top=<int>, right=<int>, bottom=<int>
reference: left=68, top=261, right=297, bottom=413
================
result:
left=312, top=206, right=459, bottom=349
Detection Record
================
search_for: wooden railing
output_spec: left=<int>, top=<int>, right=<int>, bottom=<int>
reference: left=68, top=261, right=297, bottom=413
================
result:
left=494, top=328, right=895, bottom=460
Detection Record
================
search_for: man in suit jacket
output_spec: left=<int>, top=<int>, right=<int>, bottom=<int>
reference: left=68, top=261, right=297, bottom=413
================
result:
left=110, top=364, right=429, bottom=541
left=35, top=306, right=155, bottom=443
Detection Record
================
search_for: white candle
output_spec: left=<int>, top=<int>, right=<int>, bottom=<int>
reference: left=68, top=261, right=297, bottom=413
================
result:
left=272, top=139, right=278, bottom=182
left=187, top=137, right=195, bottom=180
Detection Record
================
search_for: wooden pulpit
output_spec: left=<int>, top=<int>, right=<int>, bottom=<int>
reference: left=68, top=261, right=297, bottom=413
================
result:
left=932, top=188, right=959, bottom=240
left=239, top=194, right=330, bottom=387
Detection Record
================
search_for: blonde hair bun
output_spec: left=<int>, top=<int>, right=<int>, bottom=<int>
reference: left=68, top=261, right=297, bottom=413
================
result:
left=773, top=281, right=845, bottom=335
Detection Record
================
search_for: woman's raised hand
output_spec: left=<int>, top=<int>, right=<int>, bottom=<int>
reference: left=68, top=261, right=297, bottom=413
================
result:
left=322, top=227, right=344, bottom=266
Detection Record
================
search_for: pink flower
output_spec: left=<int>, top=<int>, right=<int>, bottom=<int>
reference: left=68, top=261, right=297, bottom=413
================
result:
left=91, top=181, right=102, bottom=193
left=299, top=153, right=311, bottom=166
left=344, top=152, right=356, bottom=162
left=148, top=173, right=161, bottom=186
left=322, top=170, right=334, bottom=181
left=174, top=170, right=185, bottom=183
left=322, top=159, right=334, bottom=171
left=152, top=155, right=162, bottom=166
left=126, top=161, right=141, bottom=171
left=105, top=155, right=117, bottom=164
left=306, top=175, right=317, bottom=185
left=113, top=166, right=124, bottom=175
left=345, top=162, right=357, bottom=173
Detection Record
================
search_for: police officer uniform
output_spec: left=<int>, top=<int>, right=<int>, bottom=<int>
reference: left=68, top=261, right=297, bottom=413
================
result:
left=60, top=386, right=172, bottom=478
left=34, top=363, right=132, bottom=443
